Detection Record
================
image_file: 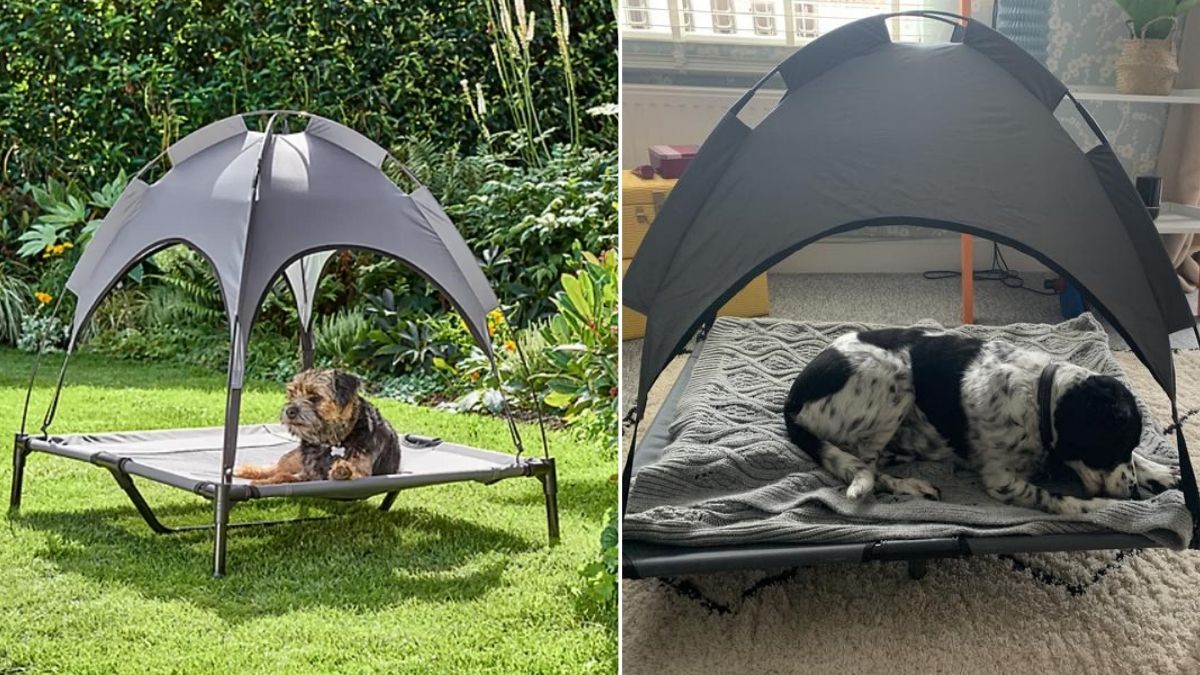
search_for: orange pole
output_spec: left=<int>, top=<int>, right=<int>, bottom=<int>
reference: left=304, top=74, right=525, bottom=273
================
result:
left=959, top=0, right=974, bottom=325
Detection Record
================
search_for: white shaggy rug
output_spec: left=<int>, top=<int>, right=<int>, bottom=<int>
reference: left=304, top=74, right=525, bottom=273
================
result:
left=621, top=350, right=1200, bottom=675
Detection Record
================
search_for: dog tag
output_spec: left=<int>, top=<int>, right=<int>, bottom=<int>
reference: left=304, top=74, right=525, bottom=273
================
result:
left=330, top=445, right=346, bottom=458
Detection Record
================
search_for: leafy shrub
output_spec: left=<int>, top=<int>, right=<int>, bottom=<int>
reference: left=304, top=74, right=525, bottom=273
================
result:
left=455, top=250, right=617, bottom=445
left=539, top=250, right=618, bottom=443
left=313, top=310, right=370, bottom=369
left=372, top=372, right=448, bottom=406
left=577, top=507, right=618, bottom=613
left=0, top=272, right=30, bottom=345
left=17, top=311, right=67, bottom=353
left=0, top=0, right=615, bottom=189
left=442, top=144, right=618, bottom=323
left=357, top=290, right=470, bottom=375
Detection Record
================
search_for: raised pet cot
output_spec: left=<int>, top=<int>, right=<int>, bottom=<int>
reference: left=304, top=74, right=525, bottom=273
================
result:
left=621, top=11, right=1200, bottom=579
left=10, top=111, right=559, bottom=578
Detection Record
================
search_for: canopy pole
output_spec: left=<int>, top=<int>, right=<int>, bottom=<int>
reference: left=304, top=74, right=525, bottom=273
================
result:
left=214, top=112, right=282, bottom=577
left=300, top=326, right=314, bottom=370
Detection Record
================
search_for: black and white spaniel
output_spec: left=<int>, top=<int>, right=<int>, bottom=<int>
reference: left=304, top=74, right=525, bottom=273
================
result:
left=783, top=328, right=1179, bottom=514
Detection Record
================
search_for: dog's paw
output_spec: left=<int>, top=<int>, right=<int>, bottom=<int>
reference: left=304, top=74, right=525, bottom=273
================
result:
left=329, top=460, right=352, bottom=481
left=846, top=471, right=875, bottom=500
left=1136, top=464, right=1179, bottom=495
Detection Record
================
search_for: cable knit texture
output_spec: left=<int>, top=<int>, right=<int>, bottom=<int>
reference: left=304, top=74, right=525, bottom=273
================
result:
left=624, top=314, right=1193, bottom=548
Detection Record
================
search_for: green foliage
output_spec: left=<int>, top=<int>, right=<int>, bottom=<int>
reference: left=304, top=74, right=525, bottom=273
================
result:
left=540, top=250, right=618, bottom=443
left=442, top=144, right=618, bottom=323
left=313, top=310, right=370, bottom=369
left=0, top=272, right=29, bottom=345
left=15, top=172, right=125, bottom=258
left=455, top=250, right=617, bottom=445
left=577, top=507, right=618, bottom=611
left=142, top=248, right=225, bottom=328
left=358, top=289, right=467, bottom=375
left=16, top=311, right=67, bottom=353
left=0, top=0, right=615, bottom=189
left=1115, top=0, right=1198, bottom=38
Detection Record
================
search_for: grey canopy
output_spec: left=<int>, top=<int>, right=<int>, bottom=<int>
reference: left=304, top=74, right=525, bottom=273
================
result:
left=67, top=111, right=499, bottom=387
left=624, top=12, right=1194, bottom=413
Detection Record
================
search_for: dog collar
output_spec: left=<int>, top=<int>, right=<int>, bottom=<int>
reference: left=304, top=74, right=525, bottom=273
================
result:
left=1038, top=362, right=1059, bottom=452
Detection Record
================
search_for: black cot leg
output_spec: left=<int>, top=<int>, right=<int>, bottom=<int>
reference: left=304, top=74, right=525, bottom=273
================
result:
left=10, top=434, right=28, bottom=512
left=907, top=559, right=928, bottom=580
left=212, top=482, right=231, bottom=578
left=378, top=491, right=399, bottom=512
left=536, top=458, right=560, bottom=545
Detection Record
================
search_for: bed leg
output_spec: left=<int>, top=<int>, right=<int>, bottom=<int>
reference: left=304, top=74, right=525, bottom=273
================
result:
left=536, top=458, right=560, bottom=545
left=907, top=559, right=928, bottom=580
left=212, top=482, right=231, bottom=578
left=378, top=491, right=399, bottom=512
left=10, top=434, right=28, bottom=513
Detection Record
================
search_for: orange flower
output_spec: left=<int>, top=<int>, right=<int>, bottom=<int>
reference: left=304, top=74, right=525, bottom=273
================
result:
left=469, top=371, right=481, bottom=382
left=504, top=340, right=516, bottom=353
left=34, top=292, right=52, bottom=305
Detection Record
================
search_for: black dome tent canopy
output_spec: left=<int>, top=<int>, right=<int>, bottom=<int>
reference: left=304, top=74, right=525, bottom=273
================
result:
left=621, top=11, right=1200, bottom=578
left=10, top=111, right=559, bottom=578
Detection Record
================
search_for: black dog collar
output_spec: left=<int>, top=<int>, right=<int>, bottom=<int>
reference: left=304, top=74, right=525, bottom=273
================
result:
left=1038, top=362, right=1059, bottom=452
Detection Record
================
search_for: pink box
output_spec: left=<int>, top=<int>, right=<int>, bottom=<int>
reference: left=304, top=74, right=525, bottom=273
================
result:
left=649, top=145, right=698, bottom=179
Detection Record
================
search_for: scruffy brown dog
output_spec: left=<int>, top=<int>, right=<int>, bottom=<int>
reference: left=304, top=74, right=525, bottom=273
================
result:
left=234, top=369, right=401, bottom=485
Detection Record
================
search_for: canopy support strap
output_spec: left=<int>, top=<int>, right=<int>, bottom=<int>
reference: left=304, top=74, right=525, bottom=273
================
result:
left=512, top=333, right=551, bottom=459
left=620, top=413, right=640, bottom=516
left=489, top=359, right=528, bottom=462
left=20, top=286, right=69, bottom=438
left=1171, top=397, right=1200, bottom=548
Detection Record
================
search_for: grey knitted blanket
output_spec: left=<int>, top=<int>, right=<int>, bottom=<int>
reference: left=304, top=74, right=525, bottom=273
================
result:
left=624, top=314, right=1193, bottom=549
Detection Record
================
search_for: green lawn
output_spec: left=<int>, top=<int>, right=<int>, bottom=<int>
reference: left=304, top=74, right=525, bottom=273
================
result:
left=0, top=349, right=616, bottom=674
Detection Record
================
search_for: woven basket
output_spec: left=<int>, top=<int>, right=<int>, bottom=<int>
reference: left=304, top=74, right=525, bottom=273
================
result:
left=1116, top=17, right=1179, bottom=96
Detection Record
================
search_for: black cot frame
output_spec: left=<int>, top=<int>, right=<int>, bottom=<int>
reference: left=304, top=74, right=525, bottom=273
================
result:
left=10, top=338, right=561, bottom=579
left=11, top=430, right=558, bottom=541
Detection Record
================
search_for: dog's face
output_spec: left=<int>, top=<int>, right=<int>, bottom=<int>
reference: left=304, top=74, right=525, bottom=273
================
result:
left=1053, top=375, right=1142, bottom=498
left=282, top=369, right=361, bottom=446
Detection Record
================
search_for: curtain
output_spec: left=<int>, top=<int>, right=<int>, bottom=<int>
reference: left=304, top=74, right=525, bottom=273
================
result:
left=1157, top=15, right=1200, bottom=294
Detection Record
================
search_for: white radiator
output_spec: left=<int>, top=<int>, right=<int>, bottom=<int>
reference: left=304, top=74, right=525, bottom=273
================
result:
left=621, top=84, right=781, bottom=169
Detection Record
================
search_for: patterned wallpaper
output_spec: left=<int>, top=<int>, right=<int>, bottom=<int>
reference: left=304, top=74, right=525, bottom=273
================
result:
left=1048, top=0, right=1172, bottom=176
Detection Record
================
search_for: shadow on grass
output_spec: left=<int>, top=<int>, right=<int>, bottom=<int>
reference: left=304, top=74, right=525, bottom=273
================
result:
left=496, top=474, right=615, bottom=520
left=13, top=498, right=539, bottom=622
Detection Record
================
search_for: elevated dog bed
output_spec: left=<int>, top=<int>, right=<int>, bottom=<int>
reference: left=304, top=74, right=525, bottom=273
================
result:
left=623, top=316, right=1192, bottom=578
left=26, top=425, right=544, bottom=501
left=11, top=111, right=558, bottom=577
left=622, top=11, right=1200, bottom=577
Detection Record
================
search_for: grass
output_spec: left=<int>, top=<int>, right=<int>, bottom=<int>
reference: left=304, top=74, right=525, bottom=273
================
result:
left=0, top=349, right=617, bottom=674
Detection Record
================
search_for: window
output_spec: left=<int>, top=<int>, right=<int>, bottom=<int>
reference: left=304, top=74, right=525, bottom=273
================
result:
left=619, top=1, right=948, bottom=47
left=795, top=1, right=819, bottom=39
left=626, top=0, right=651, bottom=30
left=752, top=1, right=777, bottom=37
left=713, top=0, right=736, bottom=35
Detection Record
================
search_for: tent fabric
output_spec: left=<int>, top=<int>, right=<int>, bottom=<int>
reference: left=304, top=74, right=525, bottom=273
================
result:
left=623, top=13, right=1195, bottom=414
left=66, top=112, right=499, bottom=387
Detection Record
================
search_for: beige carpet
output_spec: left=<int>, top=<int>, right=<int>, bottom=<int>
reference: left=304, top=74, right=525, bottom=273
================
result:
left=622, top=351, right=1200, bottom=675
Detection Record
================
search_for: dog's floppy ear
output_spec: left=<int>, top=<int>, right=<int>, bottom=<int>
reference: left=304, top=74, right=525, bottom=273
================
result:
left=332, top=370, right=360, bottom=408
